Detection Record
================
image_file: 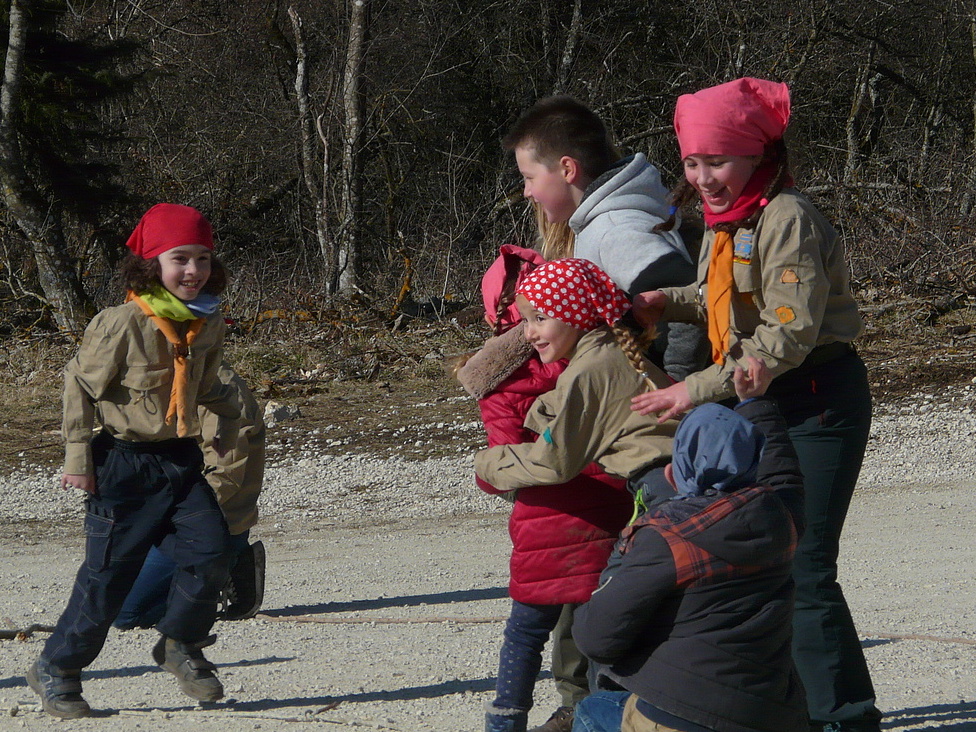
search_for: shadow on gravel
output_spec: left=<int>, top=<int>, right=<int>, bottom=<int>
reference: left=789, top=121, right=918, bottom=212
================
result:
left=884, top=701, right=976, bottom=730
left=0, top=656, right=294, bottom=690
left=861, top=637, right=898, bottom=649
left=261, top=586, right=509, bottom=617
left=228, top=676, right=499, bottom=712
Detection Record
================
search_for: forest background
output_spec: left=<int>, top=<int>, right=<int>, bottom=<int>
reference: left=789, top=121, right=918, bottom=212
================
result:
left=1, top=0, right=976, bottom=394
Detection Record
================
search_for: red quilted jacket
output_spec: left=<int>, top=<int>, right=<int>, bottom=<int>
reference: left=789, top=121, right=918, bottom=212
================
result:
left=476, top=354, right=633, bottom=604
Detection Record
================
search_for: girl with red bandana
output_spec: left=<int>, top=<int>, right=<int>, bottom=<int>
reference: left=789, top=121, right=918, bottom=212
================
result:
left=474, top=258, right=676, bottom=732
left=28, top=204, right=241, bottom=718
left=631, top=78, right=880, bottom=732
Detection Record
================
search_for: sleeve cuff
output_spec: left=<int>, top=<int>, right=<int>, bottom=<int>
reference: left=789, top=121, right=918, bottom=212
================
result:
left=63, top=442, right=93, bottom=476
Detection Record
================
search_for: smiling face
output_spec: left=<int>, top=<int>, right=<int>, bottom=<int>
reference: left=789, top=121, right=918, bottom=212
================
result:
left=157, top=244, right=212, bottom=301
left=682, top=154, right=761, bottom=214
left=514, top=145, right=581, bottom=224
left=515, top=294, right=584, bottom=364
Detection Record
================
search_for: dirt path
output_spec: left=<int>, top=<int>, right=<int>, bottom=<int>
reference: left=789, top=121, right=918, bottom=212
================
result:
left=3, top=380, right=976, bottom=731
left=2, top=478, right=976, bottom=731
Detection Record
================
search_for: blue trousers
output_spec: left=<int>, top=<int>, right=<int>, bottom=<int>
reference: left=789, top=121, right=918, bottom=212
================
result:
left=493, top=601, right=565, bottom=711
left=114, top=531, right=250, bottom=630
left=44, top=434, right=231, bottom=669
left=770, top=352, right=881, bottom=729
left=572, top=692, right=628, bottom=732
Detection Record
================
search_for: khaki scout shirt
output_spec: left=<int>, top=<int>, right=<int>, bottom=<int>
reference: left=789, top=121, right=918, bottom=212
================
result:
left=659, top=189, right=864, bottom=405
left=63, top=300, right=241, bottom=475
left=474, top=327, right=676, bottom=491
left=199, top=363, right=265, bottom=535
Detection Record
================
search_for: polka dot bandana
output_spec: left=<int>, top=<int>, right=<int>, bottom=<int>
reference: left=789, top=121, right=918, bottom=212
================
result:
left=516, top=258, right=631, bottom=331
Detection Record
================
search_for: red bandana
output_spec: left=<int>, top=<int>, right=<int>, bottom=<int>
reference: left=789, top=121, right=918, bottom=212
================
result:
left=516, top=258, right=631, bottom=331
left=125, top=203, right=214, bottom=260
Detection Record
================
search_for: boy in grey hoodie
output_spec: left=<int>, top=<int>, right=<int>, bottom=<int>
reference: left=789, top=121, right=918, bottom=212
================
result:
left=504, top=95, right=709, bottom=381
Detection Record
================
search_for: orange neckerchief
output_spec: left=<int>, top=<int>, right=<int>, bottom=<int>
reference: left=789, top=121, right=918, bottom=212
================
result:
left=126, top=292, right=205, bottom=436
left=706, top=231, right=734, bottom=364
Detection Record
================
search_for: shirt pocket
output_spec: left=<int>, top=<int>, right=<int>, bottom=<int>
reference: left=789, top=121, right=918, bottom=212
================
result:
left=732, top=260, right=760, bottom=295
left=120, top=366, right=171, bottom=407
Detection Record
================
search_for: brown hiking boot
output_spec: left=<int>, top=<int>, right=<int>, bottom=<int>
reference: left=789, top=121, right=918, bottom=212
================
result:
left=26, top=657, right=91, bottom=719
left=152, top=634, right=224, bottom=702
left=529, top=705, right=574, bottom=732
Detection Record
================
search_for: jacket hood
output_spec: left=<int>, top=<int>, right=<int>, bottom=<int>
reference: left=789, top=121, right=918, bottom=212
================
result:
left=672, top=403, right=764, bottom=497
left=571, top=154, right=673, bottom=230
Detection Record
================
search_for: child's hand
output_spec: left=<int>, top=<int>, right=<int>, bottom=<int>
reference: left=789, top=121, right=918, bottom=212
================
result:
left=733, top=357, right=773, bottom=400
left=631, top=381, right=693, bottom=422
left=61, top=473, right=96, bottom=494
left=631, top=290, right=667, bottom=331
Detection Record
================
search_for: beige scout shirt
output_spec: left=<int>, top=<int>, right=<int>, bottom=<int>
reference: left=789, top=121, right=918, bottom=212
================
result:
left=474, top=327, right=676, bottom=492
left=199, top=363, right=265, bottom=535
left=659, top=189, right=864, bottom=405
left=63, top=300, right=241, bottom=475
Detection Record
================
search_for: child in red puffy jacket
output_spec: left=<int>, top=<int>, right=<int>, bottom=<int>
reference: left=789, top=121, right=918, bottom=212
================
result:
left=457, top=242, right=634, bottom=732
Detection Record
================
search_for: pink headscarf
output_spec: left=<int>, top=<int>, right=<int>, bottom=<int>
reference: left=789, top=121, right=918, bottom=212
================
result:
left=517, top=258, right=630, bottom=331
left=481, top=244, right=548, bottom=329
left=125, top=203, right=214, bottom=260
left=674, top=78, right=791, bottom=159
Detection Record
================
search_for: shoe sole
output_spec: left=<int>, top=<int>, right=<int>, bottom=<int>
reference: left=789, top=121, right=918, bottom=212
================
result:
left=27, top=663, right=91, bottom=719
left=152, top=638, right=225, bottom=702
left=156, top=658, right=224, bottom=702
left=171, top=673, right=224, bottom=702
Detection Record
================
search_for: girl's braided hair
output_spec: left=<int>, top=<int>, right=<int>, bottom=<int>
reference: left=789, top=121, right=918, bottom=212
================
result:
left=611, top=319, right=660, bottom=392
left=655, top=139, right=791, bottom=234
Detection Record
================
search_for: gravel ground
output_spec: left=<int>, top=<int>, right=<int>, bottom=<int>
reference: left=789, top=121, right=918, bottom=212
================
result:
left=1, top=385, right=976, bottom=731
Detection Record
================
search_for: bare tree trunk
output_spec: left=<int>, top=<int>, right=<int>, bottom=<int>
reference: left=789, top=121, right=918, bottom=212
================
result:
left=782, top=4, right=830, bottom=87
left=964, top=11, right=976, bottom=215
left=843, top=42, right=877, bottom=184
left=288, top=6, right=334, bottom=289
left=336, top=0, right=369, bottom=297
left=553, top=0, right=582, bottom=95
left=0, top=0, right=89, bottom=334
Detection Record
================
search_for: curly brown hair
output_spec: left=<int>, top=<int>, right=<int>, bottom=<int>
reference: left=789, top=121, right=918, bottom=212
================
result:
left=121, top=252, right=227, bottom=296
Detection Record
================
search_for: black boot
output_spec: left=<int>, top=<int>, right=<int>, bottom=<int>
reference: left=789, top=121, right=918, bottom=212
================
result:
left=27, top=657, right=91, bottom=719
left=152, top=634, right=224, bottom=702
left=220, top=540, right=266, bottom=621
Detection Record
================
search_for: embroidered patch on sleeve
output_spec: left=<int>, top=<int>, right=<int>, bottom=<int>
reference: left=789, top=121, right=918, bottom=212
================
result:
left=542, top=428, right=553, bottom=445
left=776, top=306, right=796, bottom=324
left=781, top=269, right=800, bottom=284
left=733, top=232, right=754, bottom=264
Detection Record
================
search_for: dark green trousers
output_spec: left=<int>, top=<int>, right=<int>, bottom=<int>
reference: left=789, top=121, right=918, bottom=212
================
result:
left=769, top=351, right=882, bottom=730
left=552, top=602, right=588, bottom=707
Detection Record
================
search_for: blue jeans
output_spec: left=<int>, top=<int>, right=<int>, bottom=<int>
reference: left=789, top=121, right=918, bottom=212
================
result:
left=114, top=532, right=250, bottom=630
left=572, top=692, right=628, bottom=732
left=493, top=601, right=564, bottom=711
left=44, top=434, right=231, bottom=669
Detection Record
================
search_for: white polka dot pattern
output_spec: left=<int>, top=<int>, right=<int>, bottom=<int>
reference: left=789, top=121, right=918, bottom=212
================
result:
left=516, top=258, right=631, bottom=330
